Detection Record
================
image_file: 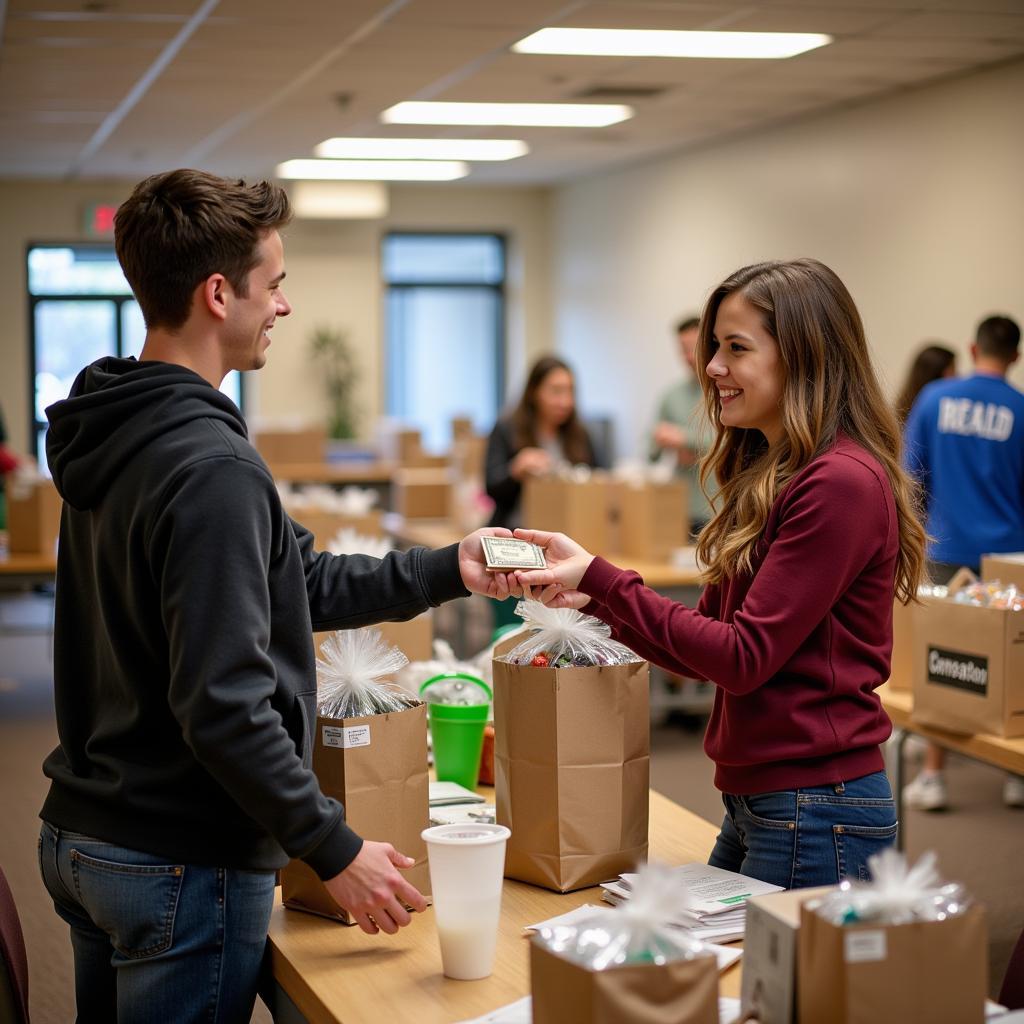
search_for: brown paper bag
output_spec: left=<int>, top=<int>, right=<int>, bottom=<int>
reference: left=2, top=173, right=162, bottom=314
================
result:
left=494, top=659, right=650, bottom=892
left=797, top=903, right=987, bottom=1024
left=530, top=941, right=718, bottom=1024
left=281, top=703, right=431, bottom=923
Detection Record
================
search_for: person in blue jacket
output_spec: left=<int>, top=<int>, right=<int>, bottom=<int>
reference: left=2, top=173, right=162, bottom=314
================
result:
left=903, top=313, right=1024, bottom=811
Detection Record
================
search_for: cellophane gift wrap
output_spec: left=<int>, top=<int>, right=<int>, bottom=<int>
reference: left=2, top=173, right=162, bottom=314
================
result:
left=798, top=849, right=987, bottom=1024
left=281, top=629, right=431, bottom=923
left=494, top=602, right=649, bottom=892
left=530, top=864, right=719, bottom=1024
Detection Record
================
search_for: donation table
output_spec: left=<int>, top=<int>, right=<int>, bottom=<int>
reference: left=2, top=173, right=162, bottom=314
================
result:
left=879, top=683, right=1024, bottom=849
left=266, top=789, right=737, bottom=1024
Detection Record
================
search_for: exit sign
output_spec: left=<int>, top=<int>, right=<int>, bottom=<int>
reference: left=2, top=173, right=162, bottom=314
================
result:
left=83, top=202, right=118, bottom=237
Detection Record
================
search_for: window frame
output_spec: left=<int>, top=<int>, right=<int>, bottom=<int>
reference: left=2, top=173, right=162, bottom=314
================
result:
left=382, top=230, right=507, bottom=428
left=26, top=241, right=245, bottom=460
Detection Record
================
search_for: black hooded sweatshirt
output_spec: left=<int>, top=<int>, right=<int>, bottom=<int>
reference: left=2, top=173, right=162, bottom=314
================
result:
left=42, top=358, right=467, bottom=878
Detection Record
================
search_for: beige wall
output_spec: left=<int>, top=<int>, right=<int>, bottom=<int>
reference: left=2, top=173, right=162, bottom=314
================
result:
left=0, top=181, right=553, bottom=456
left=551, top=58, right=1024, bottom=459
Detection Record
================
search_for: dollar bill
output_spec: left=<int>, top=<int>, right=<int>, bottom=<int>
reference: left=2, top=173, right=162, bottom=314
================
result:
left=481, top=536, right=547, bottom=571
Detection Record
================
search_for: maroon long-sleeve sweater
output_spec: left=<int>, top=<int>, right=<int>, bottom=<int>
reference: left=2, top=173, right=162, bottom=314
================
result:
left=580, top=437, right=897, bottom=794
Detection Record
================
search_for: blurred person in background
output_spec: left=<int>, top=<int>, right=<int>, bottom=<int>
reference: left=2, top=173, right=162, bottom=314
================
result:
left=0, top=406, right=18, bottom=533
left=902, top=316, right=1024, bottom=811
left=649, top=315, right=715, bottom=535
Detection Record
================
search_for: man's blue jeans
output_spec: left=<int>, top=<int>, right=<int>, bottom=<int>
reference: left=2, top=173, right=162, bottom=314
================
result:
left=708, top=770, right=898, bottom=889
left=39, top=822, right=276, bottom=1024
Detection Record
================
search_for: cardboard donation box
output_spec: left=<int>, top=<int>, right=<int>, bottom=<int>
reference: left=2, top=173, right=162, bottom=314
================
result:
left=392, top=468, right=453, bottom=519
left=6, top=478, right=62, bottom=555
left=613, top=481, right=688, bottom=561
left=522, top=475, right=612, bottom=554
left=741, top=886, right=835, bottom=1024
left=254, top=427, right=326, bottom=466
left=281, top=703, right=431, bottom=922
left=798, top=901, right=987, bottom=1024
left=530, top=941, right=718, bottom=1024
left=911, top=569, right=1024, bottom=737
left=494, top=652, right=650, bottom=892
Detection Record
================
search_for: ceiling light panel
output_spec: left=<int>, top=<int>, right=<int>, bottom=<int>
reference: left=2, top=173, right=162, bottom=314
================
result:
left=513, top=27, right=832, bottom=60
left=381, top=101, right=633, bottom=127
left=313, top=138, right=528, bottom=160
left=276, top=159, right=468, bottom=181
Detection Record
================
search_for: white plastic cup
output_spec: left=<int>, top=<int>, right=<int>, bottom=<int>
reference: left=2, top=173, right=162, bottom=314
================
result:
left=421, top=822, right=511, bottom=980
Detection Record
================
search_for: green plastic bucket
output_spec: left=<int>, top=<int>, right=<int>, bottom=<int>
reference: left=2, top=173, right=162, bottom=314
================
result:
left=420, top=673, right=491, bottom=791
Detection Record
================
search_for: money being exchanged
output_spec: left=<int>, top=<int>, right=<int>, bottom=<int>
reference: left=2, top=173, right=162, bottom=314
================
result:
left=481, top=536, right=547, bottom=572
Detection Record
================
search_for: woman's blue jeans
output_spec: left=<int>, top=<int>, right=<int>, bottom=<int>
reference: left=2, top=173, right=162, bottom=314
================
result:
left=39, top=822, right=276, bottom=1024
left=708, top=770, right=898, bottom=889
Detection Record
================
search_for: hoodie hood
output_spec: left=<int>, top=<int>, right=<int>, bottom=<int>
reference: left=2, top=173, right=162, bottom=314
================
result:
left=46, top=357, right=247, bottom=511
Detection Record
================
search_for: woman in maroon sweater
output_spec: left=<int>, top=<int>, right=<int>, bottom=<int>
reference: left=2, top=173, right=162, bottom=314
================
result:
left=515, top=258, right=927, bottom=889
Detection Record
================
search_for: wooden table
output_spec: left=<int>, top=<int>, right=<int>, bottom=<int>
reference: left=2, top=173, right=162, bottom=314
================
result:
left=267, top=790, right=737, bottom=1024
left=0, top=551, right=57, bottom=587
left=879, top=683, right=1024, bottom=849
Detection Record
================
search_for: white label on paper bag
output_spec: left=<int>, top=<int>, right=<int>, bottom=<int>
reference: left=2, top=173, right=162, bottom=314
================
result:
left=844, top=930, right=887, bottom=963
left=322, top=725, right=371, bottom=749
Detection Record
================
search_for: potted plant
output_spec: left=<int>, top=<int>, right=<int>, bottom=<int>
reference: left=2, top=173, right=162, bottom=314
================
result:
left=309, top=325, right=359, bottom=440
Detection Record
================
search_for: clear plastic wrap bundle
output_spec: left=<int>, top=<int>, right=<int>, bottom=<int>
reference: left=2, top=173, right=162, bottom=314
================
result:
left=536, top=863, right=712, bottom=969
left=498, top=601, right=642, bottom=668
left=315, top=628, right=421, bottom=719
left=807, top=849, right=971, bottom=926
left=952, top=579, right=1024, bottom=610
left=327, top=527, right=393, bottom=559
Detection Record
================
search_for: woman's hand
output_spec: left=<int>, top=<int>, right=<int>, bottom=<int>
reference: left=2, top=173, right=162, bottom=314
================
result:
left=512, top=528, right=594, bottom=609
left=509, top=447, right=552, bottom=481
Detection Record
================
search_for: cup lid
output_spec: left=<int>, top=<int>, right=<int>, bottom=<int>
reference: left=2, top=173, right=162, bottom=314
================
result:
left=421, top=823, right=510, bottom=845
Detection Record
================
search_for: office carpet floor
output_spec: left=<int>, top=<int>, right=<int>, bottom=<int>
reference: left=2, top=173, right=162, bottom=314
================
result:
left=1, top=591, right=1020, bottom=1022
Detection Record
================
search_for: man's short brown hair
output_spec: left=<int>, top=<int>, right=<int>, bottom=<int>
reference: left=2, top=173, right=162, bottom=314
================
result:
left=114, top=169, right=292, bottom=330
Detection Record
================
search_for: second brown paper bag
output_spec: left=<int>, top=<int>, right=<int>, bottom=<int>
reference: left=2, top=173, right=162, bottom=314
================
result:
left=494, top=657, right=650, bottom=892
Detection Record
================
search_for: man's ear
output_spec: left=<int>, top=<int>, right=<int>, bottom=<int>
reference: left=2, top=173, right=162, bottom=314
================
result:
left=969, top=342, right=978, bottom=364
left=200, top=274, right=229, bottom=321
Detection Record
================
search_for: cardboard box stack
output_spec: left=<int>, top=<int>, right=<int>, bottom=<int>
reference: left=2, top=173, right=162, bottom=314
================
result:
left=254, top=426, right=326, bottom=467
left=392, top=467, right=453, bottom=519
left=612, top=480, right=688, bottom=561
left=7, top=477, right=62, bottom=555
left=522, top=474, right=613, bottom=555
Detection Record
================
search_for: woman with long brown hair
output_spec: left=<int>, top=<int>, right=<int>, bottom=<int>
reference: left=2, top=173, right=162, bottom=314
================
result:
left=484, top=355, right=601, bottom=531
left=513, top=259, right=927, bottom=888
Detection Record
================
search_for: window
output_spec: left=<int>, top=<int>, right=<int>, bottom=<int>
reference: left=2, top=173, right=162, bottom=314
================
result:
left=27, top=245, right=243, bottom=467
left=383, top=233, right=505, bottom=453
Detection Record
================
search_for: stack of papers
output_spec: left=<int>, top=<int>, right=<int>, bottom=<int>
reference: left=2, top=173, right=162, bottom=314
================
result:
left=600, top=862, right=783, bottom=944
left=427, top=781, right=494, bottom=826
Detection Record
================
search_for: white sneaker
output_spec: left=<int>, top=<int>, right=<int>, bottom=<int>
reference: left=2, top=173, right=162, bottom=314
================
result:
left=1003, top=774, right=1024, bottom=809
left=903, top=772, right=949, bottom=812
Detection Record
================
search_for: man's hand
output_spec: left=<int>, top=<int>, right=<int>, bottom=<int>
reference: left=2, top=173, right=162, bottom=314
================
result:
left=653, top=422, right=686, bottom=451
left=323, top=840, right=428, bottom=936
left=512, top=529, right=594, bottom=609
left=458, top=527, right=522, bottom=600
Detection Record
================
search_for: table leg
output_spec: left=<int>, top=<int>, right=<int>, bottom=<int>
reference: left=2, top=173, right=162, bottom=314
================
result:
left=891, top=727, right=908, bottom=852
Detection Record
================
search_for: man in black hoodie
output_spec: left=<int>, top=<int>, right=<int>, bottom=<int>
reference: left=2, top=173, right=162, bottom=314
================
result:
left=39, top=169, right=520, bottom=1023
